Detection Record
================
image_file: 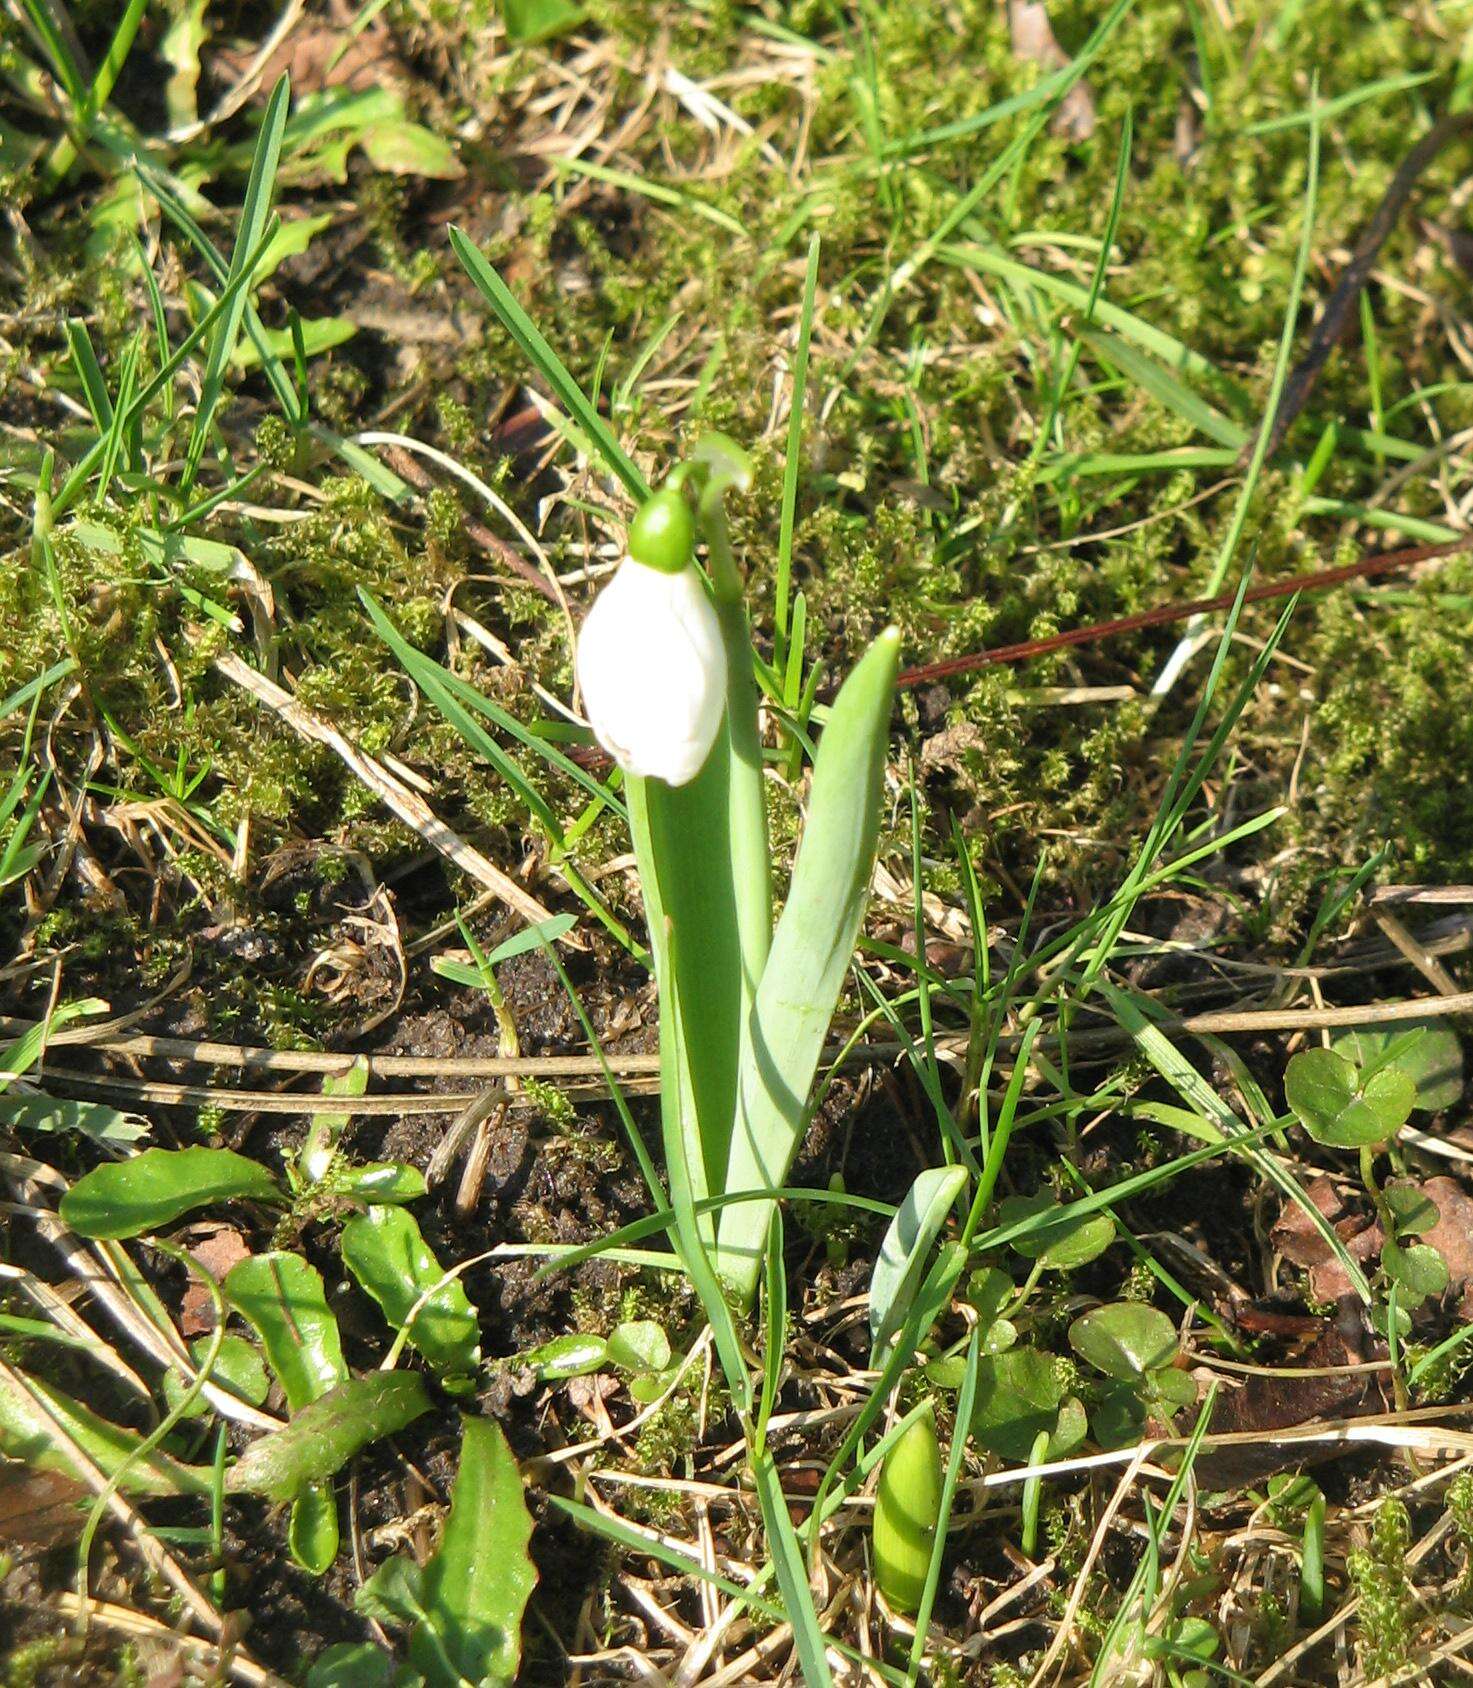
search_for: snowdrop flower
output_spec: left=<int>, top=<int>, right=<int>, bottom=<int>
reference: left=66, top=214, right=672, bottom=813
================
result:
left=576, top=488, right=727, bottom=787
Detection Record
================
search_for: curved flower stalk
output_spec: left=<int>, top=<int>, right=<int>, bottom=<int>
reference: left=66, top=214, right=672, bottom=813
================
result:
left=606, top=437, right=899, bottom=1311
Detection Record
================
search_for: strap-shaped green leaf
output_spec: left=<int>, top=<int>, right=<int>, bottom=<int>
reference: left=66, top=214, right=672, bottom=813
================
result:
left=716, top=628, right=899, bottom=1302
left=632, top=735, right=747, bottom=1226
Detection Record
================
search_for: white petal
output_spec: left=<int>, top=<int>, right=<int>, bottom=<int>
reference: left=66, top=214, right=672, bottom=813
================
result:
left=575, top=556, right=727, bottom=786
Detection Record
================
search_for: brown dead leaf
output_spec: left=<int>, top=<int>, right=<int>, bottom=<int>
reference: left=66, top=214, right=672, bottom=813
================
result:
left=180, top=1224, right=251, bottom=1337
left=566, top=1373, right=618, bottom=1436
left=1272, top=1176, right=1382, bottom=1305
left=211, top=1, right=405, bottom=99
left=1007, top=0, right=1097, bottom=140
left=1419, top=1175, right=1473, bottom=1317
left=1195, top=1309, right=1376, bottom=1489
left=0, top=1462, right=87, bottom=1547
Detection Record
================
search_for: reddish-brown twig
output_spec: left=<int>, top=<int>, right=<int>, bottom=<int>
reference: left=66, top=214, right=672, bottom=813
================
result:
left=895, top=534, right=1471, bottom=691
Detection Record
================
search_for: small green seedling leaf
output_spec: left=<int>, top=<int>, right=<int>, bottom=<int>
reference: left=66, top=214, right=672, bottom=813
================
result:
left=607, top=1320, right=671, bottom=1374
left=1382, top=1239, right=1450, bottom=1305
left=869, top=1165, right=967, bottom=1359
left=1285, top=1046, right=1416, bottom=1148
left=229, top=1373, right=431, bottom=1503
left=502, top=0, right=587, bottom=45
left=1333, top=1020, right=1463, bottom=1114
left=408, top=1416, right=538, bottom=1687
left=971, top=1347, right=1087, bottom=1462
left=341, top=1206, right=481, bottom=1386
left=60, top=1146, right=282, bottom=1238
left=527, top=1333, right=607, bottom=1381
left=337, top=1162, right=428, bottom=1205
left=997, top=1191, right=1115, bottom=1270
left=1068, top=1303, right=1179, bottom=1382
left=305, top=1643, right=398, bottom=1688
left=1385, top=1182, right=1440, bottom=1238
left=289, top=1480, right=341, bottom=1576
left=871, top=1403, right=942, bottom=1615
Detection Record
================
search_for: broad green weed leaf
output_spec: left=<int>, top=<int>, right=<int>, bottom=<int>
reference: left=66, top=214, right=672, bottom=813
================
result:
left=502, top=0, right=586, bottom=43
left=225, top=1252, right=348, bottom=1409
left=1091, top=1380, right=1146, bottom=1448
left=1332, top=1020, right=1463, bottom=1114
left=356, top=1553, right=428, bottom=1624
left=337, top=1162, right=427, bottom=1204
left=226, top=1253, right=354, bottom=1563
left=607, top=1320, right=670, bottom=1374
left=1068, top=1303, right=1178, bottom=1381
left=1149, top=1365, right=1199, bottom=1411
left=527, top=1333, right=607, bottom=1380
left=1285, top=1046, right=1416, bottom=1148
left=1382, top=1239, right=1450, bottom=1304
left=60, top=1146, right=282, bottom=1239
left=997, top=1191, right=1115, bottom=1270
left=965, top=1266, right=1015, bottom=1327
left=232, top=314, right=355, bottom=369
left=162, top=1335, right=268, bottom=1419
left=288, top=1479, right=340, bottom=1575
left=341, top=1206, right=481, bottom=1385
left=229, top=1373, right=430, bottom=1503
left=0, top=1371, right=211, bottom=1498
left=300, top=1057, right=369, bottom=1183
left=306, top=1643, right=397, bottom=1688
left=869, top=1165, right=967, bottom=1358
left=628, top=1370, right=675, bottom=1404
left=1385, top=1182, right=1440, bottom=1237
left=970, top=1347, right=1086, bottom=1462
left=409, top=1417, right=537, bottom=1687
left=0, top=1095, right=146, bottom=1144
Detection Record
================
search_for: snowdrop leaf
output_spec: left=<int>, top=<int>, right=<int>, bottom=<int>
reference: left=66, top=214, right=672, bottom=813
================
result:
left=716, top=628, right=900, bottom=1302
left=869, top=1165, right=967, bottom=1359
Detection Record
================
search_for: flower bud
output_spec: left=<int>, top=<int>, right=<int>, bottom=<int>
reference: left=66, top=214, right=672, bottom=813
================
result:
left=575, top=495, right=727, bottom=787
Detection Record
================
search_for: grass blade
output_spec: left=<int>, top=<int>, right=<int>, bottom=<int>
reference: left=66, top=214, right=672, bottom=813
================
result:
left=448, top=227, right=648, bottom=500
left=181, top=74, right=291, bottom=492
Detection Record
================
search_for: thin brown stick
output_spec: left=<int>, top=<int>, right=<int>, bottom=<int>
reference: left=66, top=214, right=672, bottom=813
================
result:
left=215, top=651, right=564, bottom=933
left=25, top=988, right=1473, bottom=1122
left=894, top=535, right=1472, bottom=690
